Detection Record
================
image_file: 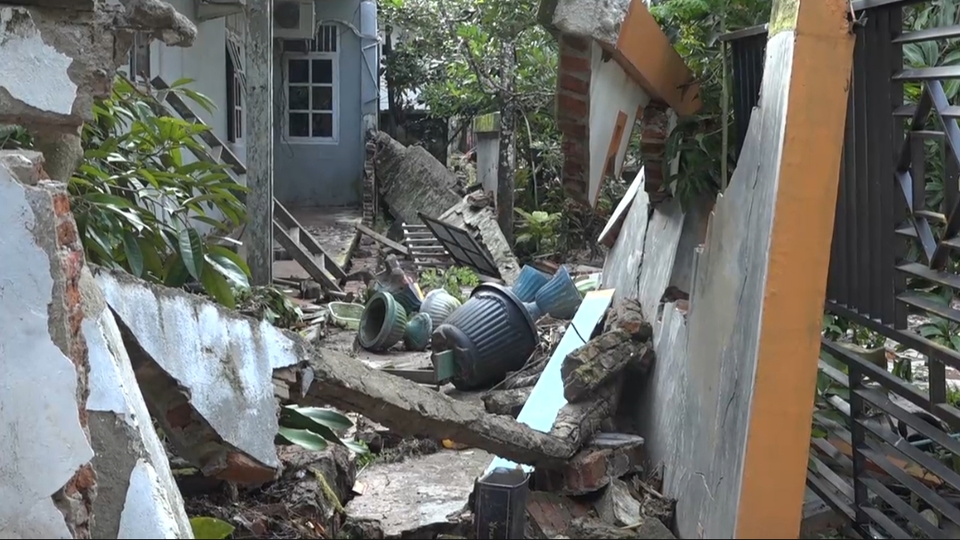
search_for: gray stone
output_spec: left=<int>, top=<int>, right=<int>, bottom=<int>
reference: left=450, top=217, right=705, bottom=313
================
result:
left=374, top=131, right=462, bottom=224
left=345, top=449, right=490, bottom=538
left=595, top=479, right=641, bottom=527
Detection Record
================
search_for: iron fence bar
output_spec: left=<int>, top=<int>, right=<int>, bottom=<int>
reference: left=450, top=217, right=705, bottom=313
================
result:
left=861, top=440, right=960, bottom=527
left=862, top=477, right=947, bottom=539
left=857, top=387, right=960, bottom=459
left=862, top=506, right=913, bottom=539
left=810, top=451, right=856, bottom=500
left=813, top=437, right=855, bottom=470
left=806, top=472, right=858, bottom=524
left=926, top=80, right=960, bottom=268
left=879, top=5, right=899, bottom=325
left=853, top=407, right=960, bottom=493
left=849, top=355, right=870, bottom=530
left=867, top=12, right=884, bottom=320
left=855, top=26, right=873, bottom=317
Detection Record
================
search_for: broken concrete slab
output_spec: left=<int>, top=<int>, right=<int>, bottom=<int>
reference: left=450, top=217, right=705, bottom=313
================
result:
left=96, top=269, right=300, bottom=485
left=437, top=196, right=521, bottom=283
left=102, top=270, right=578, bottom=470
left=373, top=131, right=462, bottom=224
left=0, top=150, right=96, bottom=538
left=345, top=449, right=490, bottom=538
left=80, top=267, right=193, bottom=539
left=482, top=387, right=532, bottom=417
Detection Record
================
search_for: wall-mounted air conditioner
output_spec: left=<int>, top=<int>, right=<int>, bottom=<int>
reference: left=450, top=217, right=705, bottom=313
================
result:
left=274, top=0, right=315, bottom=40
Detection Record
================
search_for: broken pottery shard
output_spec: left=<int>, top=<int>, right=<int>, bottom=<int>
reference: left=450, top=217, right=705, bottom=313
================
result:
left=96, top=269, right=301, bottom=485
left=0, top=151, right=96, bottom=538
left=595, top=479, right=641, bottom=527
left=482, top=387, right=533, bottom=417
left=81, top=267, right=192, bottom=539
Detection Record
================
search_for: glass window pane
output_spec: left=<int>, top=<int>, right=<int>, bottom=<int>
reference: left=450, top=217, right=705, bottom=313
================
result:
left=290, top=113, right=309, bottom=137
left=311, top=113, right=333, bottom=138
left=288, top=59, right=309, bottom=83
left=312, top=86, right=332, bottom=111
left=288, top=86, right=309, bottom=110
left=312, top=59, right=332, bottom=84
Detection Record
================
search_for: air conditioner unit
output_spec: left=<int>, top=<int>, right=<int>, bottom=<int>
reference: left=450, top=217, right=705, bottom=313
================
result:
left=274, top=0, right=315, bottom=40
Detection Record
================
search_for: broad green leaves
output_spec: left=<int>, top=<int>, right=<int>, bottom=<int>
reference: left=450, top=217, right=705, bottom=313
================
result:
left=70, top=76, right=250, bottom=308
left=276, top=405, right=371, bottom=455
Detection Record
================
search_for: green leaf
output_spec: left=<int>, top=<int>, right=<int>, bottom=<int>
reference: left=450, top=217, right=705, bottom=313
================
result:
left=177, top=227, right=205, bottom=281
left=277, top=426, right=329, bottom=451
left=208, top=245, right=251, bottom=276
left=344, top=440, right=371, bottom=455
left=122, top=231, right=144, bottom=277
left=285, top=406, right=353, bottom=431
left=137, top=237, right=164, bottom=277
left=205, top=252, right=249, bottom=288
left=189, top=517, right=234, bottom=539
left=163, top=252, right=190, bottom=287
left=200, top=264, right=236, bottom=309
left=280, top=407, right=345, bottom=444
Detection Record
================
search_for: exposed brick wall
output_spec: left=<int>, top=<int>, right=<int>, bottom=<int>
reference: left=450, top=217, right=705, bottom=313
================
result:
left=556, top=33, right=592, bottom=204
left=639, top=102, right=670, bottom=203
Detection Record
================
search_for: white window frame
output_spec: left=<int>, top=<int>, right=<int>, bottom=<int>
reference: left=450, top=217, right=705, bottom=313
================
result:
left=284, top=51, right=339, bottom=144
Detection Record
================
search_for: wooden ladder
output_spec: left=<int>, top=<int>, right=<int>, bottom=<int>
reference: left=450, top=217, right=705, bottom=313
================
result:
left=148, top=76, right=345, bottom=292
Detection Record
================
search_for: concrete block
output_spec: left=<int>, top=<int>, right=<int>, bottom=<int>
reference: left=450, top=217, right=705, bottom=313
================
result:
left=80, top=268, right=193, bottom=538
left=96, top=269, right=302, bottom=485
left=0, top=150, right=95, bottom=538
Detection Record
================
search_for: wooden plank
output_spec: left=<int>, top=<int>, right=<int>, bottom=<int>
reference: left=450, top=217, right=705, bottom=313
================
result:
left=272, top=200, right=347, bottom=281
left=356, top=223, right=410, bottom=256
left=272, top=222, right=341, bottom=292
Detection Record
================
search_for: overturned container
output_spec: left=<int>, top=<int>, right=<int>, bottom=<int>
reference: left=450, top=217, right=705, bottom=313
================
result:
left=510, top=265, right=551, bottom=302
left=431, top=283, right=538, bottom=390
left=534, top=266, right=583, bottom=320
left=420, top=288, right=462, bottom=326
left=358, top=291, right=408, bottom=352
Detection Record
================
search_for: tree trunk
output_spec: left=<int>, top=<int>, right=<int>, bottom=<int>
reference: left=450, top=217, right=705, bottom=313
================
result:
left=496, top=39, right=517, bottom=246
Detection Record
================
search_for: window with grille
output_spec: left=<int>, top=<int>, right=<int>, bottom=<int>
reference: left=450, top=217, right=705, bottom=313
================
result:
left=284, top=25, right=338, bottom=141
left=129, top=32, right=151, bottom=82
left=226, top=44, right=243, bottom=143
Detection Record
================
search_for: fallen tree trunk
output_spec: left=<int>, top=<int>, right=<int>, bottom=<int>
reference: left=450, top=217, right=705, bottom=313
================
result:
left=280, top=348, right=577, bottom=468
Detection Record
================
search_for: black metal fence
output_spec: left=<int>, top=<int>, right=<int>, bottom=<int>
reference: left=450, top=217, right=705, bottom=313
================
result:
left=724, top=0, right=960, bottom=536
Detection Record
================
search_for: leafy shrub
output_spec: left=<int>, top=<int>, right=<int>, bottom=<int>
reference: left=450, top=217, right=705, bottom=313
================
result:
left=69, top=77, right=250, bottom=308
left=277, top=405, right=369, bottom=455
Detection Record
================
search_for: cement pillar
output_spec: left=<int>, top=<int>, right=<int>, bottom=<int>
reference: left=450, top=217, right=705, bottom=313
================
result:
left=473, top=112, right=500, bottom=202
left=245, top=0, right=275, bottom=285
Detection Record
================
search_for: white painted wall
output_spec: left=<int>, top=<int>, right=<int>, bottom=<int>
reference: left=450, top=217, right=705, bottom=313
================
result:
left=588, top=41, right=649, bottom=206
left=150, top=0, right=230, bottom=143
left=0, top=156, right=95, bottom=538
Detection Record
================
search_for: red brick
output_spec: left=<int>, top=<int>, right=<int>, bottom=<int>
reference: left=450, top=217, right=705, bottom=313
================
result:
left=57, top=219, right=78, bottom=246
left=560, top=34, right=590, bottom=53
left=558, top=121, right=587, bottom=139
left=559, top=52, right=590, bottom=74
left=52, top=192, right=71, bottom=217
left=559, top=73, right=590, bottom=95
left=533, top=437, right=644, bottom=495
left=557, top=94, right=588, bottom=120
left=166, top=402, right=194, bottom=429
left=214, top=451, right=279, bottom=485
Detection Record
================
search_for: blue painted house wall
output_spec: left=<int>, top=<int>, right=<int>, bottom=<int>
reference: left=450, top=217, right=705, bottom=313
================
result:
left=273, top=0, right=377, bottom=208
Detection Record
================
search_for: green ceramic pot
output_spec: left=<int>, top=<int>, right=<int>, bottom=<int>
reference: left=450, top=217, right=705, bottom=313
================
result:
left=358, top=291, right=408, bottom=351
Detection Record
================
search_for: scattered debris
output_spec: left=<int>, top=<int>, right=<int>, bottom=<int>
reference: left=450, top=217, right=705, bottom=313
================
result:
left=356, top=222, right=410, bottom=256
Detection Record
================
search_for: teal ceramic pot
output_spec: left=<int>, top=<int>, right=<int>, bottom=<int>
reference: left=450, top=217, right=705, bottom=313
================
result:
left=358, top=291, right=408, bottom=351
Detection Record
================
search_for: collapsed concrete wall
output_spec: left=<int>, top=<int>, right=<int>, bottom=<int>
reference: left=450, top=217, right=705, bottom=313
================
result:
left=0, top=150, right=96, bottom=538
left=81, top=268, right=193, bottom=539
left=96, top=270, right=301, bottom=485
left=601, top=0, right=855, bottom=536
left=373, top=131, right=462, bottom=224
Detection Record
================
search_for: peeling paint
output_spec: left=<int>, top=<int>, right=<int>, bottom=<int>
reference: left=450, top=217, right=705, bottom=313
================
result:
left=0, top=7, right=78, bottom=115
left=0, top=162, right=93, bottom=537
